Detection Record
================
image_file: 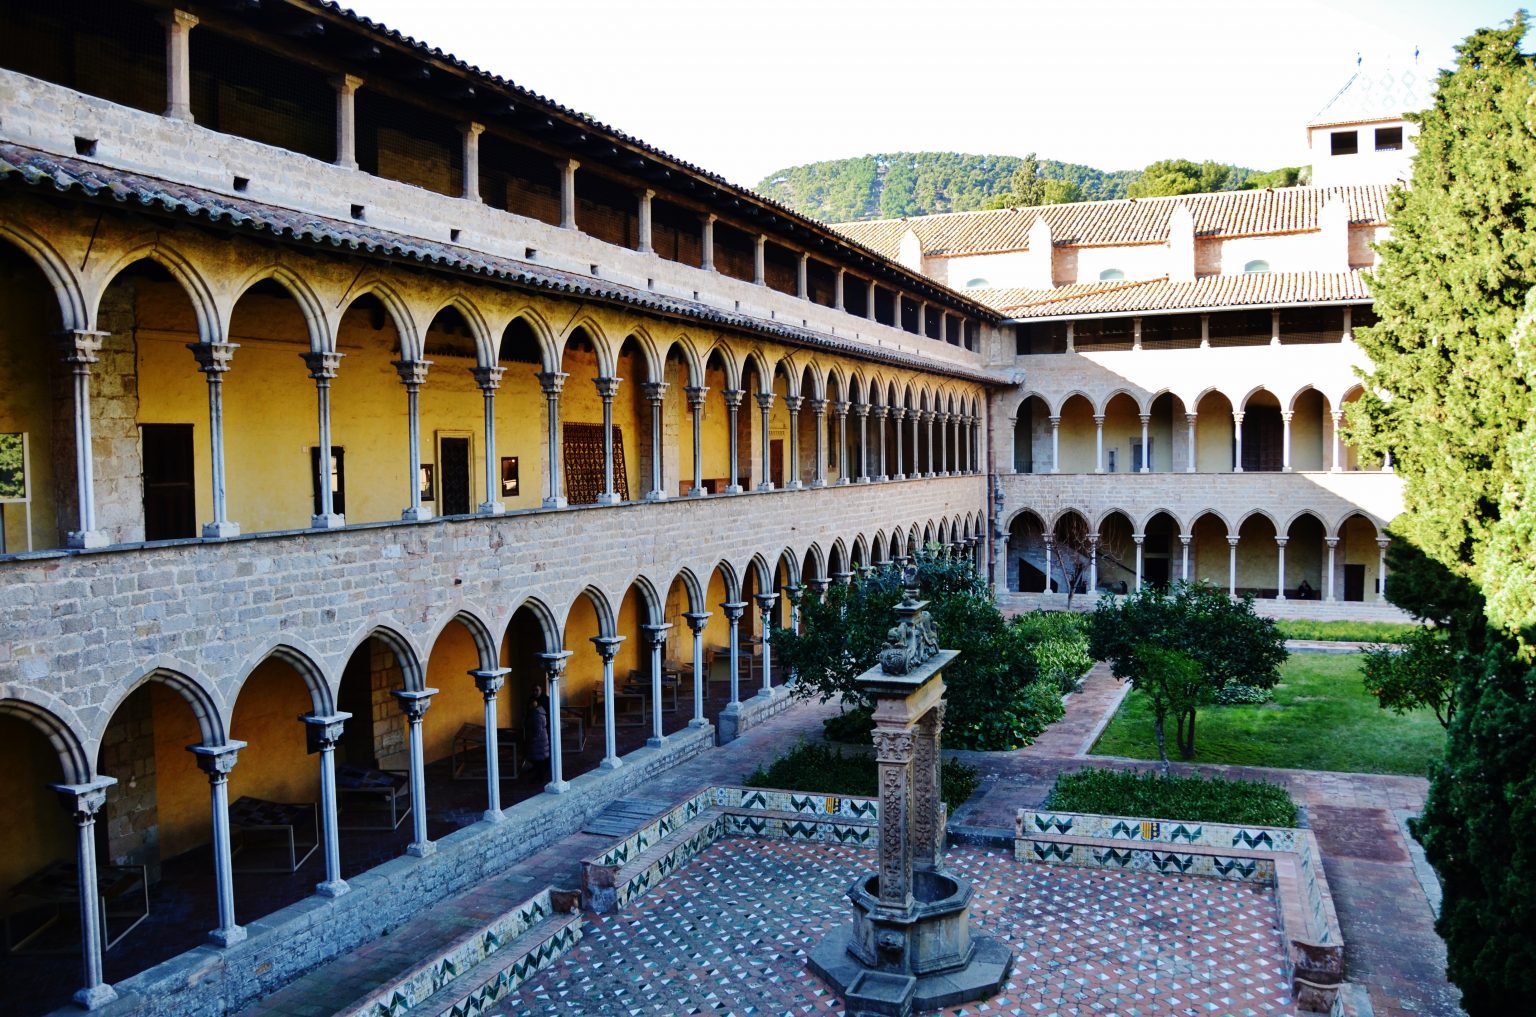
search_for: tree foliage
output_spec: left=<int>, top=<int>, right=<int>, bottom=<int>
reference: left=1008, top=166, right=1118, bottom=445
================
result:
left=1362, top=627, right=1458, bottom=726
left=1087, top=581, right=1287, bottom=760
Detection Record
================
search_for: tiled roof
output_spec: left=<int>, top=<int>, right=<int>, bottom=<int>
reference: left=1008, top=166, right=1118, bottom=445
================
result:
left=973, top=270, right=1373, bottom=319
left=0, top=143, right=999, bottom=385
left=830, top=185, right=1390, bottom=258
left=1310, top=63, right=1431, bottom=127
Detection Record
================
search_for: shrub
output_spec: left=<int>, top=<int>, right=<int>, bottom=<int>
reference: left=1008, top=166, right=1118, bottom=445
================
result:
left=744, top=740, right=980, bottom=813
left=1013, top=611, right=1094, bottom=693
left=1212, top=683, right=1273, bottom=705
left=1276, top=619, right=1420, bottom=643
left=1044, top=768, right=1297, bottom=827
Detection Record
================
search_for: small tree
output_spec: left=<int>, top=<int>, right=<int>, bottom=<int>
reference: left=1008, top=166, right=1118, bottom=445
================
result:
left=1362, top=627, right=1458, bottom=727
left=1051, top=515, right=1130, bottom=608
left=1088, top=581, right=1287, bottom=758
left=1132, top=644, right=1203, bottom=775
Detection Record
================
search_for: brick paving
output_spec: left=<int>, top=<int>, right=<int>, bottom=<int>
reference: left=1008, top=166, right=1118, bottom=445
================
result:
left=501, top=838, right=1294, bottom=1017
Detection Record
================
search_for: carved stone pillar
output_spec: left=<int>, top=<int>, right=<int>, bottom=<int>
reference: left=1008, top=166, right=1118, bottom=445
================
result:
left=53, top=779, right=117, bottom=1009
left=721, top=601, right=746, bottom=705
left=872, top=727, right=915, bottom=911
left=61, top=330, right=107, bottom=548
left=190, top=340, right=241, bottom=537
left=391, top=689, right=436, bottom=855
left=301, top=713, right=352, bottom=892
left=538, top=371, right=568, bottom=507
left=872, top=405, right=889, bottom=481
left=469, top=670, right=509, bottom=818
left=892, top=407, right=907, bottom=480
left=536, top=651, right=573, bottom=791
left=754, top=592, right=779, bottom=695
left=912, top=702, right=945, bottom=871
left=683, top=611, right=711, bottom=726
left=189, top=742, right=247, bottom=946
left=473, top=365, right=506, bottom=514
left=591, top=635, right=624, bottom=768
left=785, top=394, right=803, bottom=489
left=834, top=400, right=851, bottom=484
left=686, top=385, right=708, bottom=496
left=642, top=622, right=673, bottom=747
left=808, top=397, right=828, bottom=488
left=303, top=350, right=346, bottom=528
left=595, top=375, right=621, bottom=504
left=854, top=404, right=870, bottom=482
left=755, top=390, right=775, bottom=491
left=723, top=388, right=744, bottom=493
left=644, top=381, right=669, bottom=501
left=393, top=358, right=433, bottom=521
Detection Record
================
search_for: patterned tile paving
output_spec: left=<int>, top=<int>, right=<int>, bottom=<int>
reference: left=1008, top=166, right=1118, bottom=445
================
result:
left=495, top=838, right=1294, bottom=1017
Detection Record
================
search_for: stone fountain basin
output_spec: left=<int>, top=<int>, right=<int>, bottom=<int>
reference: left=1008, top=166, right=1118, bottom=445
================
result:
left=845, top=870, right=976, bottom=976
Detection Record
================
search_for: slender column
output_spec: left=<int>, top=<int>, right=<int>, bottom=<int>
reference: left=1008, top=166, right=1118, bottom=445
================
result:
left=834, top=268, right=845, bottom=310
left=1200, top=313, right=1211, bottom=348
left=753, top=235, right=767, bottom=285
left=910, top=407, right=921, bottom=475
left=460, top=122, right=484, bottom=202
left=538, top=371, right=568, bottom=507
left=591, top=376, right=620, bottom=504
left=189, top=742, right=248, bottom=945
left=636, top=188, right=655, bottom=254
left=960, top=412, right=970, bottom=474
left=785, top=395, right=803, bottom=489
left=872, top=728, right=914, bottom=910
left=62, top=331, right=107, bottom=548
left=1088, top=534, right=1099, bottom=592
left=303, top=351, right=346, bottom=528
left=1050, top=415, right=1061, bottom=474
left=1271, top=308, right=1282, bottom=346
left=854, top=404, right=870, bottom=482
left=300, top=713, right=351, bottom=893
left=917, top=302, right=927, bottom=337
left=391, top=690, right=437, bottom=856
left=333, top=75, right=363, bottom=169
left=1134, top=534, right=1145, bottom=591
left=924, top=409, right=936, bottom=477
left=867, top=279, right=878, bottom=321
left=1066, top=320, right=1075, bottom=352
left=161, top=10, right=198, bottom=122
left=1227, top=536, right=1239, bottom=596
left=1232, top=411, right=1245, bottom=472
left=1185, top=412, right=1198, bottom=472
left=700, top=214, right=717, bottom=272
left=721, top=601, right=746, bottom=705
left=797, top=253, right=809, bottom=299
left=1042, top=538, right=1055, bottom=594
left=683, top=611, right=711, bottom=727
left=469, top=670, right=510, bottom=819
left=942, top=412, right=952, bottom=475
left=1343, top=305, right=1354, bottom=342
left=1139, top=413, right=1151, bottom=473
left=558, top=158, right=579, bottom=230
left=53, top=779, right=117, bottom=1009
left=872, top=405, right=888, bottom=481
left=1377, top=537, right=1390, bottom=601
left=644, top=381, right=669, bottom=500
left=591, top=636, right=625, bottom=769
left=642, top=623, right=672, bottom=747
left=754, top=593, right=779, bottom=695
left=892, top=407, right=907, bottom=480
left=1281, top=410, right=1294, bottom=472
left=835, top=401, right=851, bottom=484
left=394, top=358, right=434, bottom=521
left=190, top=341, right=241, bottom=537
left=1133, top=316, right=1143, bottom=351
left=723, top=388, right=744, bottom=493
left=1275, top=538, right=1289, bottom=599
left=808, top=398, right=828, bottom=487
left=1180, top=534, right=1191, bottom=581
left=1093, top=414, right=1105, bottom=473
left=686, top=386, right=707, bottom=495
left=535, top=651, right=573, bottom=792
left=1331, top=411, right=1344, bottom=471
left=1325, top=537, right=1339, bottom=601
left=755, top=390, right=775, bottom=491
left=472, top=366, right=506, bottom=513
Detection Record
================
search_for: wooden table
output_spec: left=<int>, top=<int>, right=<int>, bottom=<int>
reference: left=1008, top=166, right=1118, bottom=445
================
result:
left=336, top=764, right=411, bottom=830
left=450, top=723, right=520, bottom=782
left=4, top=859, right=148, bottom=954
left=229, top=796, right=320, bottom=873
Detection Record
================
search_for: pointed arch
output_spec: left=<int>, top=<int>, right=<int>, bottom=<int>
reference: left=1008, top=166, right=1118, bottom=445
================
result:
left=105, top=665, right=226, bottom=747
left=422, top=294, right=495, bottom=367
left=0, top=221, right=88, bottom=331
left=340, top=624, right=426, bottom=692
left=560, top=316, right=616, bottom=377
left=498, top=306, right=560, bottom=371
left=569, top=585, right=619, bottom=638
left=228, top=264, right=331, bottom=353
left=94, top=241, right=220, bottom=342
left=0, top=695, right=92, bottom=785
left=339, top=280, right=419, bottom=358
left=505, top=595, right=563, bottom=652
left=668, top=567, right=706, bottom=613
left=424, top=607, right=499, bottom=672
left=710, top=559, right=743, bottom=603
left=662, top=333, right=705, bottom=388
left=238, top=642, right=333, bottom=717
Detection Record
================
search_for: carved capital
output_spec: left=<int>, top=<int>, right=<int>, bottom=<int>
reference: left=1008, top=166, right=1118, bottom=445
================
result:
left=301, top=712, right=351, bottom=751
left=684, top=385, right=708, bottom=409
left=753, top=592, right=779, bottom=615
left=470, top=667, right=510, bottom=696
left=806, top=397, right=827, bottom=415
left=720, top=600, right=747, bottom=623
left=721, top=388, right=744, bottom=410
left=536, top=370, right=568, bottom=396
left=682, top=610, right=712, bottom=634
left=754, top=390, right=776, bottom=412
left=833, top=400, right=851, bottom=417
left=189, top=741, right=246, bottom=778
left=593, top=375, right=621, bottom=400
left=189, top=340, right=239, bottom=375
left=535, top=649, right=573, bottom=679
left=393, top=358, right=432, bottom=387
left=807, top=578, right=830, bottom=596
left=52, top=778, right=116, bottom=821
left=783, top=582, right=804, bottom=604
left=392, top=688, right=436, bottom=721
left=471, top=365, right=505, bottom=391
left=60, top=329, right=106, bottom=365
left=590, top=634, right=625, bottom=662
left=640, top=622, right=673, bottom=647
left=301, top=350, right=344, bottom=381
left=642, top=381, right=669, bottom=403
left=784, top=394, right=803, bottom=413
left=872, top=729, right=915, bottom=763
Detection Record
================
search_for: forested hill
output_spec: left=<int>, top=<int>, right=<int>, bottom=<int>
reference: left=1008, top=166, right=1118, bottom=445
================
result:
left=754, top=152, right=1286, bottom=223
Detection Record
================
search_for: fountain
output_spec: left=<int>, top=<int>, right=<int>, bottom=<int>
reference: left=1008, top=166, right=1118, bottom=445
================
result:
left=807, top=570, right=1013, bottom=1016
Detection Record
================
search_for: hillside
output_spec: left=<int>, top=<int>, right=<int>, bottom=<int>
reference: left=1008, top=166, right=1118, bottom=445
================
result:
left=753, top=152, right=1281, bottom=223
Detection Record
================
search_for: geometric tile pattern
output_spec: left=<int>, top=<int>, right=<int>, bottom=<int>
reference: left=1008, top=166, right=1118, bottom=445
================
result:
left=496, top=839, right=1296, bottom=1017
left=1025, top=840, right=1277, bottom=883
left=440, top=920, right=582, bottom=1017
left=1020, top=810, right=1299, bottom=852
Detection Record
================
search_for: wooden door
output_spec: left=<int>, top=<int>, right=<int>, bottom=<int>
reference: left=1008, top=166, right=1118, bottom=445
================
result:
left=1343, top=564, right=1366, bottom=602
left=439, top=435, right=471, bottom=515
left=141, top=424, right=195, bottom=540
left=770, top=439, right=784, bottom=488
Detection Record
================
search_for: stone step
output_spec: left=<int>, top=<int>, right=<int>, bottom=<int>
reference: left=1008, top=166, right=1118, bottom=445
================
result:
left=397, top=910, right=583, bottom=1017
left=580, top=796, right=674, bottom=837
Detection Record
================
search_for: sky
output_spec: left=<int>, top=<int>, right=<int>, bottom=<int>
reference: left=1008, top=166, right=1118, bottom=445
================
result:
left=343, top=0, right=1523, bottom=187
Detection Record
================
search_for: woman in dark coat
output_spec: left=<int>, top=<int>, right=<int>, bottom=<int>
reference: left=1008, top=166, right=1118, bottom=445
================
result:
left=526, top=693, right=551, bottom=783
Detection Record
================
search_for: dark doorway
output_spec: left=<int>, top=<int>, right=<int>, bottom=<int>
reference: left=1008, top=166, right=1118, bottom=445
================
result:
left=770, top=439, right=784, bottom=488
left=311, top=446, right=345, bottom=516
left=141, top=423, right=196, bottom=540
left=439, top=436, right=471, bottom=515
left=337, top=648, right=376, bottom=769
left=1240, top=407, right=1283, bottom=472
left=1144, top=557, right=1170, bottom=589
left=1344, top=564, right=1365, bottom=602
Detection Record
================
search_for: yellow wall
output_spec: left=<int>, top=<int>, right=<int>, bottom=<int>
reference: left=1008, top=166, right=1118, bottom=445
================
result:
left=0, top=717, right=71, bottom=889
left=1292, top=390, right=1326, bottom=471
left=422, top=621, right=504, bottom=763
left=1058, top=396, right=1095, bottom=472
left=228, top=660, right=322, bottom=806
left=1196, top=394, right=1235, bottom=472
left=700, top=363, right=731, bottom=484
left=148, top=683, right=210, bottom=860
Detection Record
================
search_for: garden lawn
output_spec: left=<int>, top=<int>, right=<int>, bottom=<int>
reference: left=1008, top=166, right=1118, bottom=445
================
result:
left=1275, top=619, right=1418, bottom=643
left=1090, top=652, right=1445, bottom=775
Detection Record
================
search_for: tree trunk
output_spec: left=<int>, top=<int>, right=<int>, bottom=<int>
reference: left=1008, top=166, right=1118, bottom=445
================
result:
left=1175, top=708, right=1197, bottom=758
left=1153, top=703, right=1171, bottom=778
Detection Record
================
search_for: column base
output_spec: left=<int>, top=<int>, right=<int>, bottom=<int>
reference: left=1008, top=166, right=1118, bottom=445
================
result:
left=202, top=520, right=241, bottom=539
left=688, top=718, right=712, bottom=729
left=209, top=924, right=247, bottom=948
left=836, top=478, right=851, bottom=486
left=785, top=480, right=803, bottom=490
left=875, top=475, right=888, bottom=483
left=811, top=479, right=827, bottom=489
left=644, top=490, right=670, bottom=502
left=646, top=735, right=668, bottom=749
left=542, top=496, right=568, bottom=509
left=688, top=487, right=708, bottom=498
left=311, top=513, right=346, bottom=530
left=477, top=501, right=505, bottom=515
left=755, top=483, right=775, bottom=492
left=1275, top=594, right=1287, bottom=601
left=893, top=473, right=906, bottom=481
left=855, top=477, right=870, bottom=484
left=724, top=485, right=744, bottom=495
left=316, top=878, right=351, bottom=898
left=67, top=529, right=109, bottom=549
left=401, top=506, right=433, bottom=522
left=599, top=756, right=624, bottom=771
left=596, top=492, right=622, bottom=505
left=73, top=984, right=119, bottom=1010
left=406, top=840, right=437, bottom=858
left=545, top=779, right=570, bottom=794
left=482, top=809, right=507, bottom=824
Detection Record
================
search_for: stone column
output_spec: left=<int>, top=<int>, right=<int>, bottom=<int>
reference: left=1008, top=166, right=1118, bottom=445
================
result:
left=867, top=279, right=878, bottom=321
left=911, top=703, right=945, bottom=871
left=1133, top=534, right=1145, bottom=592
left=1232, top=411, right=1245, bottom=472
left=469, top=670, right=509, bottom=819
left=301, top=713, right=351, bottom=892
left=592, top=376, right=620, bottom=504
left=723, top=388, right=744, bottom=493
left=686, top=386, right=707, bottom=496
left=536, top=651, right=572, bottom=792
left=871, top=727, right=915, bottom=910
left=889, top=407, right=906, bottom=480
left=302, top=351, right=346, bottom=528
left=1066, top=321, right=1076, bottom=352
left=591, top=636, right=624, bottom=769
left=1185, top=412, right=1198, bottom=472
left=754, top=592, right=779, bottom=696
left=1050, top=415, right=1061, bottom=474
left=333, top=75, right=362, bottom=169
left=755, top=390, right=776, bottom=491
left=1275, top=538, right=1288, bottom=599
left=636, top=188, right=655, bottom=254
left=809, top=577, right=830, bottom=599
left=538, top=371, right=568, bottom=507
left=1281, top=411, right=1294, bottom=472
left=558, top=158, right=579, bottom=230
left=1132, top=316, right=1143, bottom=351
left=1377, top=537, right=1390, bottom=601
left=753, top=235, right=767, bottom=286
left=394, top=358, right=433, bottom=521
left=1139, top=414, right=1151, bottom=472
left=189, top=742, right=247, bottom=946
left=809, top=398, right=828, bottom=487
left=53, top=779, right=117, bottom=1009
left=1042, top=538, right=1054, bottom=594
left=910, top=407, right=922, bottom=476
left=190, top=340, right=241, bottom=538
left=1093, top=414, right=1105, bottom=473
left=1331, top=411, right=1344, bottom=471
left=797, top=253, right=810, bottom=299
left=721, top=601, right=746, bottom=705
left=1088, top=534, right=1099, bottom=591
left=460, top=122, right=484, bottom=202
left=873, top=405, right=888, bottom=481
left=1200, top=313, right=1211, bottom=348
left=1271, top=308, right=1282, bottom=346
left=834, top=268, right=845, bottom=310
left=834, top=401, right=851, bottom=484
left=391, top=690, right=437, bottom=856
left=700, top=214, right=716, bottom=272
left=937, top=412, right=949, bottom=476
left=644, top=381, right=669, bottom=501
left=854, top=404, right=870, bottom=483
left=473, top=366, right=506, bottom=513
left=642, top=622, right=672, bottom=747
left=833, top=570, right=855, bottom=588
left=1227, top=536, right=1239, bottom=596
left=62, top=330, right=107, bottom=548
left=1325, top=537, right=1339, bottom=601
left=924, top=410, right=936, bottom=477
left=960, top=412, right=970, bottom=474
left=1180, top=534, right=1191, bottom=581
left=785, top=395, right=803, bottom=489
left=161, top=10, right=197, bottom=122
left=683, top=611, right=711, bottom=727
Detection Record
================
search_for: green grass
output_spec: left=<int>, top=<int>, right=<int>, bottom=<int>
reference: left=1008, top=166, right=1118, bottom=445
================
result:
left=745, top=741, right=981, bottom=812
left=1275, top=619, right=1419, bottom=643
left=1044, top=768, right=1297, bottom=827
left=1090, top=652, right=1445, bottom=775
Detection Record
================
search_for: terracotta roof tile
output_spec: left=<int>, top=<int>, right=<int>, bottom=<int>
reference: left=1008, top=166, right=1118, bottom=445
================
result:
left=974, top=270, right=1373, bottom=319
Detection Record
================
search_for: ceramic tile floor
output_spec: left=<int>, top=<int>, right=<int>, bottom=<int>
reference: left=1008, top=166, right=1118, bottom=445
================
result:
left=497, top=838, right=1294, bottom=1017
